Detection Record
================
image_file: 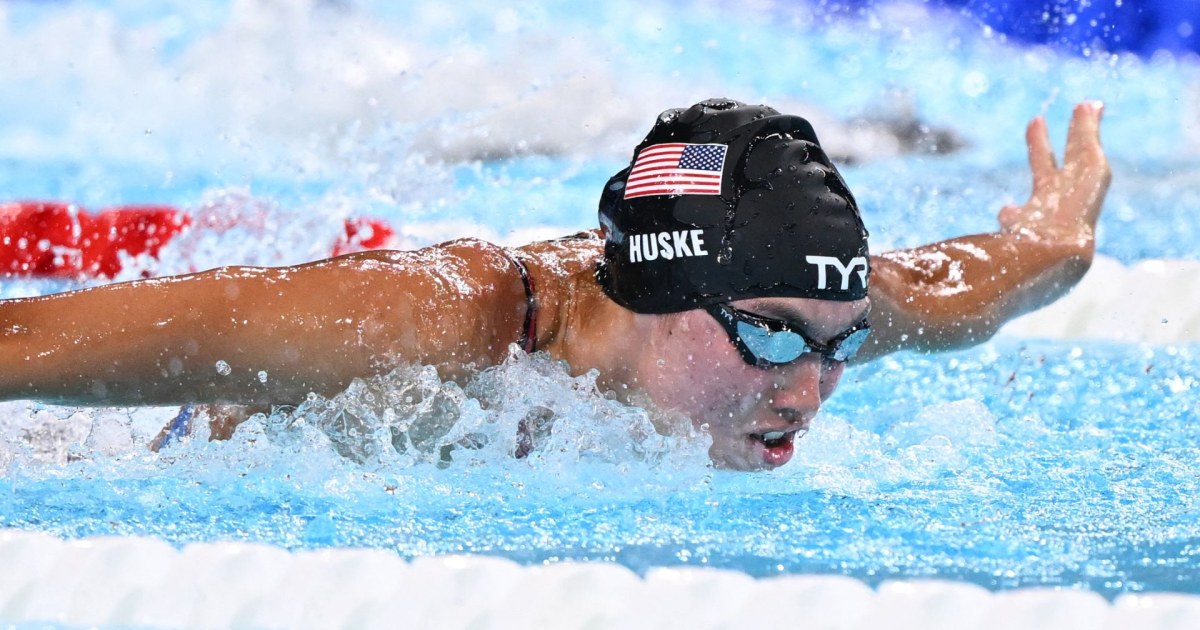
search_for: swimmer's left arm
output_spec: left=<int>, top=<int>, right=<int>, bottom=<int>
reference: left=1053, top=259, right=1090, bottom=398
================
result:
left=860, top=101, right=1111, bottom=359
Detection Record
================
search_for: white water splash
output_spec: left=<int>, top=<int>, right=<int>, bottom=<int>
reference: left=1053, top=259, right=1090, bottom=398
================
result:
left=1, top=349, right=711, bottom=484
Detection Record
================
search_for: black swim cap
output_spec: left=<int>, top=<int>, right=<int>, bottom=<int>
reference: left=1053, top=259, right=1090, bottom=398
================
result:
left=598, top=98, right=870, bottom=314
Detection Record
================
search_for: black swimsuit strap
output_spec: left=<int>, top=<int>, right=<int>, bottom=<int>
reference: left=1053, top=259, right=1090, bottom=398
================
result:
left=504, top=249, right=538, bottom=353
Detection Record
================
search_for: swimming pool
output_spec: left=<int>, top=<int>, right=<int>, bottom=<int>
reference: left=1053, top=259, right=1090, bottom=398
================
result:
left=2, top=0, right=1199, bottom=627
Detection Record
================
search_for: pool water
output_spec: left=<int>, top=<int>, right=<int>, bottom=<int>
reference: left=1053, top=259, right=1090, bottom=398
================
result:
left=1, top=0, right=1199, bottom=602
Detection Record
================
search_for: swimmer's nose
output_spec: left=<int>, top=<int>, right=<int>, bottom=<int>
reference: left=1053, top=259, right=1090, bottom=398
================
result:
left=774, top=407, right=812, bottom=430
left=768, top=356, right=823, bottom=426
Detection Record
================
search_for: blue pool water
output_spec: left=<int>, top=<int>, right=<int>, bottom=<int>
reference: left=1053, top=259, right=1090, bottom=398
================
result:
left=1, top=0, right=1199, bottom=600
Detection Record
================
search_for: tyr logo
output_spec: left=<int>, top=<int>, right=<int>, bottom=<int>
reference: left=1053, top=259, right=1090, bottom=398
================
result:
left=805, top=255, right=869, bottom=290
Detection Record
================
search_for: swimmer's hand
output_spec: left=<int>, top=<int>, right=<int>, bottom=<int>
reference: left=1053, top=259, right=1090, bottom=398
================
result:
left=862, top=102, right=1112, bottom=359
left=997, top=101, right=1111, bottom=258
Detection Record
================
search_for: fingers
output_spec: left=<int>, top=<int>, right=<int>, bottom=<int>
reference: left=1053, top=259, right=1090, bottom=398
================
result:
left=1064, top=101, right=1105, bottom=169
left=1006, top=103, right=1111, bottom=238
left=1064, top=102, right=1111, bottom=227
left=1026, top=115, right=1057, bottom=194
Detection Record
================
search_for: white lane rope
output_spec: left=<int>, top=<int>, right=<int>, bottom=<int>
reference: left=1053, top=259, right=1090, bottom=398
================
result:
left=1, top=528, right=1198, bottom=630
left=1003, top=256, right=1200, bottom=343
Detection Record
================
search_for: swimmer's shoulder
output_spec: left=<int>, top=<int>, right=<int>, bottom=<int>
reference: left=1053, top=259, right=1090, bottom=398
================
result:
left=325, top=239, right=532, bottom=362
left=337, top=230, right=600, bottom=262
left=392, top=231, right=604, bottom=281
left=325, top=232, right=602, bottom=294
left=331, top=237, right=514, bottom=275
left=516, top=229, right=604, bottom=273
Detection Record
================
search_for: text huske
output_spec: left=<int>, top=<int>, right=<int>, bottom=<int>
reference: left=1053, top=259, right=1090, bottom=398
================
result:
left=628, top=230, right=708, bottom=262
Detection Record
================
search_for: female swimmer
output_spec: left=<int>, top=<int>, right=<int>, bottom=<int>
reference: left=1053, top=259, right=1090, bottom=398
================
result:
left=0, top=99, right=1111, bottom=470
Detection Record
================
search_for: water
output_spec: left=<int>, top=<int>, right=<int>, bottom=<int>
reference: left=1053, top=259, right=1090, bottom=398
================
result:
left=1, top=0, right=1199, bottom=601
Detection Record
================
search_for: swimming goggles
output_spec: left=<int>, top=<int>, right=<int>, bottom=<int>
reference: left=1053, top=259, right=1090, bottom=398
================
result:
left=705, top=304, right=871, bottom=367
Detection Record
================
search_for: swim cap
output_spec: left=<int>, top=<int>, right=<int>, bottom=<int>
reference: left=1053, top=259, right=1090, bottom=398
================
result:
left=598, top=98, right=870, bottom=314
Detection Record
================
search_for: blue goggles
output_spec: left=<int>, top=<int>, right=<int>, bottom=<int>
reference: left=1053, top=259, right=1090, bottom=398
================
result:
left=705, top=304, right=871, bottom=367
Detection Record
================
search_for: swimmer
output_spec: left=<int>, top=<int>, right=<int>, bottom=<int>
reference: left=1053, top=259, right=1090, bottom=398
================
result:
left=0, top=99, right=1111, bottom=470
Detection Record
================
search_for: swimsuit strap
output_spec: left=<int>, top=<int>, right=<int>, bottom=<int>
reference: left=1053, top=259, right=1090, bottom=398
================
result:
left=504, top=249, right=538, bottom=353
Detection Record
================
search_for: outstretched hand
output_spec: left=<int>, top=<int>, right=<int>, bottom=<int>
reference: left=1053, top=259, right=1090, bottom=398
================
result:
left=862, top=101, right=1115, bottom=359
left=998, top=102, right=1112, bottom=256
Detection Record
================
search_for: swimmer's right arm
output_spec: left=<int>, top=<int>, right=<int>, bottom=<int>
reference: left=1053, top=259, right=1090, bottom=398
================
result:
left=0, top=239, right=526, bottom=406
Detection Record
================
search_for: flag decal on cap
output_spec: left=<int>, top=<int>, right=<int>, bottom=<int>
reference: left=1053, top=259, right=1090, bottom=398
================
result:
left=623, top=143, right=727, bottom=199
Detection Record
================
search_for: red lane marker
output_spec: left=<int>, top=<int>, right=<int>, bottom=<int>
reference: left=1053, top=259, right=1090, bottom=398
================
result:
left=333, top=216, right=397, bottom=257
left=0, top=201, right=190, bottom=278
left=1, top=201, right=397, bottom=279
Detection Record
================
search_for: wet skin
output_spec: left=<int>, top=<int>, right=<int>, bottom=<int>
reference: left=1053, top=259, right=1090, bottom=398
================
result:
left=625, top=297, right=869, bottom=471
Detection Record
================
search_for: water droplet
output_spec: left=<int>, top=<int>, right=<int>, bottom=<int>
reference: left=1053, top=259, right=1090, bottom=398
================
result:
left=215, top=360, right=232, bottom=376
left=257, top=370, right=269, bottom=383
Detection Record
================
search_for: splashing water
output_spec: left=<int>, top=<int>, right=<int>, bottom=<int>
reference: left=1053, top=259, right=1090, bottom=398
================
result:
left=2, top=339, right=1198, bottom=595
left=237, top=349, right=707, bottom=473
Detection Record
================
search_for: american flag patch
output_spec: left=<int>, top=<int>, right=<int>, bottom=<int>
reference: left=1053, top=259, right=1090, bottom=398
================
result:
left=623, top=143, right=727, bottom=200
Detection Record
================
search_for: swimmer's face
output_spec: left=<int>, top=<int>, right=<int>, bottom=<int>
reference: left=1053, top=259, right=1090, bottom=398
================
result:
left=639, top=296, right=869, bottom=471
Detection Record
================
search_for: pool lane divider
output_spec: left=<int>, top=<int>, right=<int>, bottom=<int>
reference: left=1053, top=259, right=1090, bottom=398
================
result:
left=1002, top=255, right=1200, bottom=343
left=0, top=201, right=396, bottom=279
left=1, top=528, right=1197, bottom=629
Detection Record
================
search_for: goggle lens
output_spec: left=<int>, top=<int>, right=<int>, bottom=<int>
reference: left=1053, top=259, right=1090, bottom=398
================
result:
left=829, top=327, right=871, bottom=362
left=711, top=305, right=871, bottom=367
left=735, top=320, right=809, bottom=364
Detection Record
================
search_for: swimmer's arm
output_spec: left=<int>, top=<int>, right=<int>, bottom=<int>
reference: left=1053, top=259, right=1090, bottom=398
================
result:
left=860, top=102, right=1111, bottom=359
left=0, top=240, right=526, bottom=406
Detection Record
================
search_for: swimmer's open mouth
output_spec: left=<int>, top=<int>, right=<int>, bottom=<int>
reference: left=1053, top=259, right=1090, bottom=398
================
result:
left=745, top=429, right=806, bottom=468
left=751, top=430, right=803, bottom=447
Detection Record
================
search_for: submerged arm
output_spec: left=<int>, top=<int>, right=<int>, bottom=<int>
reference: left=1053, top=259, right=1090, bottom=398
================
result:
left=0, top=239, right=526, bottom=406
left=860, top=102, right=1112, bottom=359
